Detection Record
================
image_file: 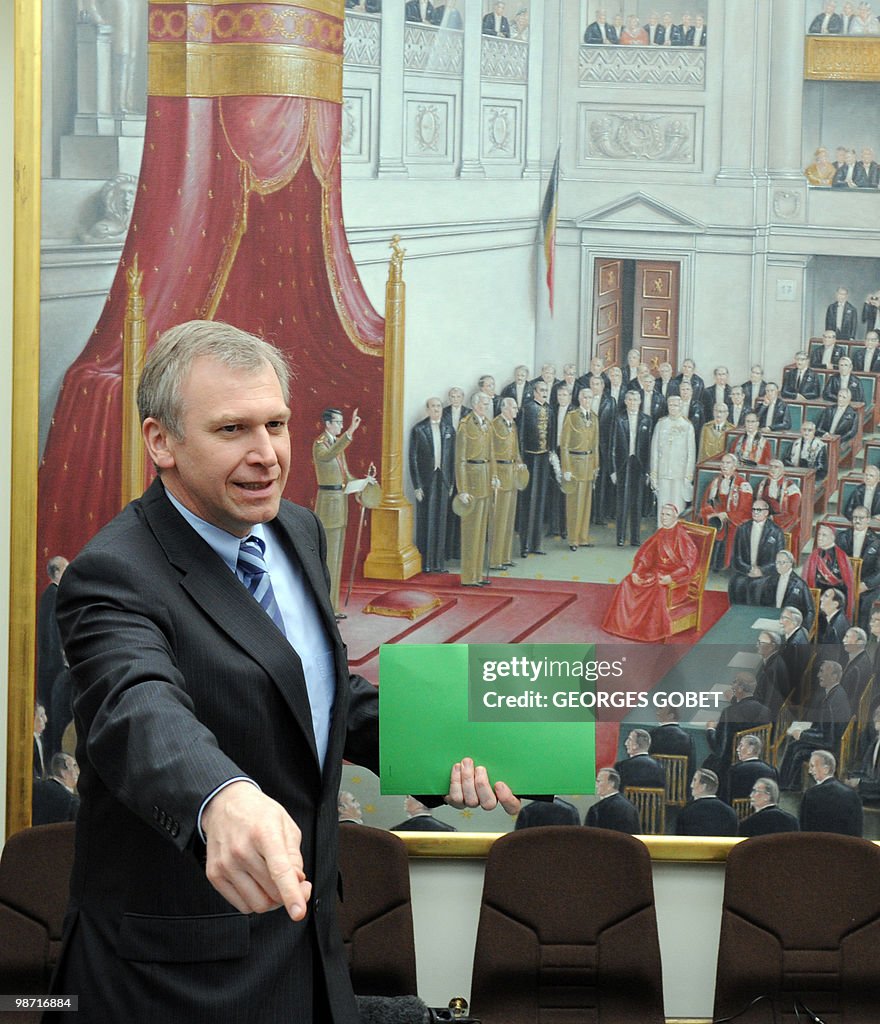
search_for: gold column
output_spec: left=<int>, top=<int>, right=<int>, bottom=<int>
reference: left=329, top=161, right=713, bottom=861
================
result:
left=364, top=237, right=422, bottom=580
left=121, top=256, right=147, bottom=507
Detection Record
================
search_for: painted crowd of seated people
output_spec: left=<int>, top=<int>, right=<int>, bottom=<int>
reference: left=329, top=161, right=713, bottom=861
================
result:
left=807, top=0, right=880, bottom=33
left=805, top=146, right=880, bottom=189
left=584, top=8, right=706, bottom=45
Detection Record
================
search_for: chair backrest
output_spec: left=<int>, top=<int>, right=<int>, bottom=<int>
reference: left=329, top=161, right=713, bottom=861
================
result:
left=471, top=827, right=665, bottom=1024
left=336, top=825, right=418, bottom=997
left=857, top=675, right=875, bottom=741
left=770, top=694, right=794, bottom=767
left=808, top=588, right=820, bottom=641
left=654, top=754, right=688, bottom=807
left=714, top=833, right=880, bottom=1022
left=732, top=798, right=751, bottom=822
left=0, top=823, right=75, bottom=993
left=623, top=787, right=666, bottom=835
left=731, top=723, right=773, bottom=765
left=837, top=716, right=856, bottom=777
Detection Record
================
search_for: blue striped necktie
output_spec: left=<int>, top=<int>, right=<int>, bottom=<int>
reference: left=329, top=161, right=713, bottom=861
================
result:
left=237, top=536, right=286, bottom=635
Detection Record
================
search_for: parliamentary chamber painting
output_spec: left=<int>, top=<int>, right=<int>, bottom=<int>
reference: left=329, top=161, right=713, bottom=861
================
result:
left=10, top=0, right=880, bottom=843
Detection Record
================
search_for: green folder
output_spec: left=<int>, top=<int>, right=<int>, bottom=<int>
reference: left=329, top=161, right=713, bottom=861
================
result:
left=379, top=642, right=597, bottom=795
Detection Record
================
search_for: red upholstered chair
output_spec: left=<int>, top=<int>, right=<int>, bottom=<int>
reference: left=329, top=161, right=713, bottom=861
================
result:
left=713, top=832, right=880, bottom=1023
left=667, top=520, right=716, bottom=636
left=336, top=824, right=418, bottom=997
left=470, top=827, right=665, bottom=1024
left=0, top=823, right=75, bottom=994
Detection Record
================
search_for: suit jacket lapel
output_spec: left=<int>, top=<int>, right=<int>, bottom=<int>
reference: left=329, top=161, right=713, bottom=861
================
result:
left=141, top=480, right=321, bottom=766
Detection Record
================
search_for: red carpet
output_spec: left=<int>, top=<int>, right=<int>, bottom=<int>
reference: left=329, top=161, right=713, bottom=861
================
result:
left=340, top=575, right=729, bottom=768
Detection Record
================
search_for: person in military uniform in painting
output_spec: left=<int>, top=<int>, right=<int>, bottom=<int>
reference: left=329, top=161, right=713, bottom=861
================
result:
left=489, top=397, right=526, bottom=570
left=313, top=407, right=362, bottom=617
left=455, top=392, right=493, bottom=586
left=560, top=387, right=599, bottom=550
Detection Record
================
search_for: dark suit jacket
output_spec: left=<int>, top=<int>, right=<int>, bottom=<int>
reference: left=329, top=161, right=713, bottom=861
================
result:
left=649, top=723, right=696, bottom=778
left=405, top=0, right=435, bottom=21
left=584, top=792, right=641, bottom=833
left=741, top=380, right=766, bottom=410
left=729, top=520, right=786, bottom=579
left=784, top=437, right=827, bottom=480
left=759, top=572, right=815, bottom=633
left=32, top=777, right=80, bottom=826
left=390, top=814, right=456, bottom=832
left=757, top=651, right=792, bottom=712
left=725, top=759, right=778, bottom=804
left=757, top=398, right=792, bottom=432
left=809, top=12, right=843, bottom=32
left=781, top=366, right=821, bottom=400
left=609, top=410, right=652, bottom=478
left=844, top=485, right=880, bottom=520
left=822, top=373, right=865, bottom=405
left=851, top=345, right=880, bottom=373
left=799, top=777, right=863, bottom=836
left=583, top=20, right=618, bottom=43
left=674, top=797, right=738, bottom=837
left=701, top=384, right=732, bottom=422
left=825, top=301, right=858, bottom=340
left=854, top=161, right=880, bottom=189
left=836, top=528, right=880, bottom=591
left=810, top=342, right=845, bottom=368
left=738, top=805, right=799, bottom=836
left=842, top=651, right=873, bottom=710
left=673, top=373, right=705, bottom=401
left=409, top=416, right=455, bottom=493
left=816, top=404, right=859, bottom=443
left=51, top=478, right=379, bottom=1024
left=482, top=11, right=510, bottom=35
left=615, top=753, right=666, bottom=790
left=705, top=697, right=772, bottom=769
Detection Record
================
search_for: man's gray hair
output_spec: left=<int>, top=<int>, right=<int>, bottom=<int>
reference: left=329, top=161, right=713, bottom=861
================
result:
left=630, top=728, right=651, bottom=752
left=813, top=749, right=836, bottom=773
left=138, top=320, right=291, bottom=440
left=755, top=777, right=779, bottom=803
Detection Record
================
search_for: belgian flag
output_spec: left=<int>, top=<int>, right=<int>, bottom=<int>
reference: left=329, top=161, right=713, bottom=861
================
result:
left=540, top=146, right=561, bottom=314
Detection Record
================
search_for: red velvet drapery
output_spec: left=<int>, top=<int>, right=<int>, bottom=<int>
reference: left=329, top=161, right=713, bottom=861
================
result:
left=38, top=86, right=385, bottom=568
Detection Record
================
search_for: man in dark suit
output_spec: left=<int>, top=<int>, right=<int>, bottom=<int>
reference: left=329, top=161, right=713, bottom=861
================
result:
left=759, top=556, right=815, bottom=634
left=810, top=329, right=846, bottom=368
left=704, top=674, right=772, bottom=778
left=409, top=396, right=456, bottom=573
left=825, top=286, right=858, bottom=340
left=800, top=750, right=863, bottom=835
left=442, top=386, right=469, bottom=560
left=851, top=329, right=880, bottom=372
left=390, top=796, right=457, bottom=832
left=584, top=768, right=642, bottom=834
left=817, top=587, right=851, bottom=659
left=50, top=321, right=516, bottom=1023
left=738, top=778, right=799, bottom=836
left=588, top=374, right=618, bottom=526
left=650, top=706, right=696, bottom=779
left=514, top=797, right=580, bottom=830
left=610, top=390, right=652, bottom=546
left=756, top=382, right=791, bottom=431
left=499, top=364, right=533, bottom=423
left=845, top=706, right=880, bottom=803
left=725, top=734, right=778, bottom=805
left=32, top=752, right=80, bottom=826
left=36, top=555, right=68, bottom=712
left=843, top=465, right=880, bottom=520
left=821, top=355, right=865, bottom=404
left=757, top=628, right=792, bottom=712
left=854, top=147, right=880, bottom=189
left=727, top=500, right=786, bottom=605
left=837, top=508, right=880, bottom=629
left=701, top=366, right=732, bottom=423
left=781, top=351, right=821, bottom=400
left=841, top=627, right=873, bottom=709
left=482, top=0, right=511, bottom=36
left=677, top=379, right=704, bottom=447
left=583, top=8, right=618, bottom=43
left=780, top=661, right=852, bottom=790
left=405, top=0, right=435, bottom=22
left=516, top=380, right=553, bottom=557
left=615, top=729, right=666, bottom=789
left=817, top=387, right=860, bottom=444
left=740, top=365, right=766, bottom=411
left=675, top=770, right=738, bottom=836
